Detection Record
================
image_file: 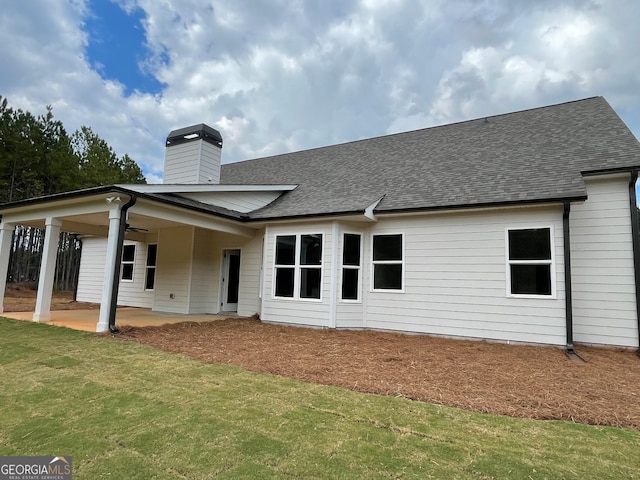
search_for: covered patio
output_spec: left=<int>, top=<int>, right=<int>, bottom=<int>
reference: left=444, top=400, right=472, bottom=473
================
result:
left=1, top=308, right=235, bottom=332
left=0, top=185, right=258, bottom=333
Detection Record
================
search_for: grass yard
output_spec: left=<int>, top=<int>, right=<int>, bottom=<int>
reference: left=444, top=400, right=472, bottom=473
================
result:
left=1, top=317, right=639, bottom=479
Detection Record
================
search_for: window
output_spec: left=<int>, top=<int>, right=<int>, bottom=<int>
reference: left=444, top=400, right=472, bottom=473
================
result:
left=372, top=234, right=403, bottom=291
left=507, top=227, right=553, bottom=296
left=145, top=244, right=157, bottom=290
left=274, top=234, right=323, bottom=299
left=274, top=235, right=295, bottom=297
left=341, top=233, right=361, bottom=301
left=300, top=234, right=322, bottom=298
left=121, top=244, right=135, bottom=282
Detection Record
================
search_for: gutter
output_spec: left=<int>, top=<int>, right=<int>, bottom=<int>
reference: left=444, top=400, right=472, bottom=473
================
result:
left=108, top=195, right=137, bottom=333
left=0, top=184, right=246, bottom=222
left=628, top=171, right=640, bottom=356
left=563, top=201, right=575, bottom=354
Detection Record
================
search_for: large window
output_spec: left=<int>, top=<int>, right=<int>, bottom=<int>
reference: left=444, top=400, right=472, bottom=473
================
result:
left=372, top=233, right=403, bottom=291
left=507, top=227, right=554, bottom=296
left=145, top=244, right=157, bottom=290
left=121, top=244, right=135, bottom=282
left=274, top=234, right=323, bottom=300
left=341, top=233, right=361, bottom=301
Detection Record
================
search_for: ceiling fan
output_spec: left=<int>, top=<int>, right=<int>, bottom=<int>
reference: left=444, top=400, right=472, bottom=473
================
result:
left=125, top=223, right=149, bottom=233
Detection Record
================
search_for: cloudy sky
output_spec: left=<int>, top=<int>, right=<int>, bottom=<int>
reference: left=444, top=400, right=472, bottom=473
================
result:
left=1, top=0, right=639, bottom=183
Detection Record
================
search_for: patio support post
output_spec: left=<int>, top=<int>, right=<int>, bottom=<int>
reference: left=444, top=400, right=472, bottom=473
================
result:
left=33, top=217, right=62, bottom=322
left=97, top=205, right=122, bottom=333
left=0, top=221, right=15, bottom=314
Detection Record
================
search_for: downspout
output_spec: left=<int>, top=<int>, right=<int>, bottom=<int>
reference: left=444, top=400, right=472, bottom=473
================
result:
left=628, top=170, right=640, bottom=356
left=108, top=195, right=137, bottom=333
left=563, top=201, right=574, bottom=354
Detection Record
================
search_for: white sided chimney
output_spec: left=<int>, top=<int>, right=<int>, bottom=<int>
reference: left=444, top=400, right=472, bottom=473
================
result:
left=163, top=124, right=223, bottom=184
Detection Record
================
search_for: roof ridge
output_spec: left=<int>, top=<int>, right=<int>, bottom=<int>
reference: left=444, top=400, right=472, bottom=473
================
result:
left=223, top=96, right=604, bottom=167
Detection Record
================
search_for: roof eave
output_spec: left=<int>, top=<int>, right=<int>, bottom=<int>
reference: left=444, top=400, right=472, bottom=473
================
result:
left=0, top=185, right=135, bottom=211
left=0, top=185, right=247, bottom=224
left=581, top=166, right=640, bottom=177
left=241, top=195, right=589, bottom=223
left=372, top=196, right=589, bottom=217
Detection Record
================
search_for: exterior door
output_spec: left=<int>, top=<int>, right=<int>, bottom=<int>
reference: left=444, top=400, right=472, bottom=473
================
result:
left=221, top=249, right=241, bottom=312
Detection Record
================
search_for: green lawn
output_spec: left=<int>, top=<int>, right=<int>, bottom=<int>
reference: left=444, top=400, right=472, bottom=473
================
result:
left=1, top=317, right=639, bottom=479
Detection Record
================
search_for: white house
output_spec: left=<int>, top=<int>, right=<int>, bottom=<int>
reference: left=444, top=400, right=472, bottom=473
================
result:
left=1, top=97, right=639, bottom=352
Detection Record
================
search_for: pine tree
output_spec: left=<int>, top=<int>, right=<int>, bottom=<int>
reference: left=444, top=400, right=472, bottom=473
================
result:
left=0, top=96, right=147, bottom=291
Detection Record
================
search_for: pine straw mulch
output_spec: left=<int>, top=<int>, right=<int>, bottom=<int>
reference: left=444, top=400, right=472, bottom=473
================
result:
left=114, top=317, right=640, bottom=431
left=2, top=284, right=99, bottom=312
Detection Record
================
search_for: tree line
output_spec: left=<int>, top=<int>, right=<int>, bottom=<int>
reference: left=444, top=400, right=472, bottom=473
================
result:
left=0, top=95, right=146, bottom=291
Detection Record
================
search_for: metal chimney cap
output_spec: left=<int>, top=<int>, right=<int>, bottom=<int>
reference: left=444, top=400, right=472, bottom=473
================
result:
left=166, top=123, right=223, bottom=148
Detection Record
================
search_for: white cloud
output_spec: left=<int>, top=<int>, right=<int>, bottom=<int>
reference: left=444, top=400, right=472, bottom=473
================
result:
left=1, top=0, right=639, bottom=184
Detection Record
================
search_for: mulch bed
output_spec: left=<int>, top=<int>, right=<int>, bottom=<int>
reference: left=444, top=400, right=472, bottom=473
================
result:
left=3, top=284, right=100, bottom=312
left=115, top=317, right=640, bottom=430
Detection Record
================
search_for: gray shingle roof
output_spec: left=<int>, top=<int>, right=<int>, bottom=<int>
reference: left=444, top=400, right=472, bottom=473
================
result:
left=143, top=192, right=246, bottom=219
left=220, top=97, right=640, bottom=220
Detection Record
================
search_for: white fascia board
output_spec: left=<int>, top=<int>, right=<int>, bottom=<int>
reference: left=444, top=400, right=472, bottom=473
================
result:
left=115, top=184, right=298, bottom=194
left=0, top=194, right=132, bottom=224
left=132, top=200, right=256, bottom=237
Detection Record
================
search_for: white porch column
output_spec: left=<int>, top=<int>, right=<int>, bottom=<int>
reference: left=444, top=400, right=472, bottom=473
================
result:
left=0, top=222, right=15, bottom=314
left=33, top=217, right=62, bottom=322
left=97, top=206, right=122, bottom=333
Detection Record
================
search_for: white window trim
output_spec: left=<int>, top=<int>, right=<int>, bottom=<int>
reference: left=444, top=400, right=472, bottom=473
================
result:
left=121, top=244, right=135, bottom=283
left=272, top=233, right=324, bottom=302
left=339, top=232, right=363, bottom=303
left=505, top=225, right=556, bottom=299
left=144, top=243, right=157, bottom=291
left=370, top=232, right=405, bottom=293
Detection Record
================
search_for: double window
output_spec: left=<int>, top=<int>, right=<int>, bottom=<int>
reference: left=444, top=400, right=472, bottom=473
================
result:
left=507, top=227, right=554, bottom=296
left=372, top=233, right=404, bottom=291
left=274, top=234, right=323, bottom=299
left=341, top=233, right=362, bottom=301
left=121, top=244, right=135, bottom=281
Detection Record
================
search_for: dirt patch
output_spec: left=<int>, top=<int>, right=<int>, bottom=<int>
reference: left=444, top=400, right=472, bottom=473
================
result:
left=115, top=317, right=640, bottom=430
left=3, top=284, right=99, bottom=312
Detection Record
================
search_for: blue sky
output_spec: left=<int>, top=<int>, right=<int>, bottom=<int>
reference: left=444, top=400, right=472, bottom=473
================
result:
left=84, top=0, right=164, bottom=96
left=1, top=0, right=640, bottom=184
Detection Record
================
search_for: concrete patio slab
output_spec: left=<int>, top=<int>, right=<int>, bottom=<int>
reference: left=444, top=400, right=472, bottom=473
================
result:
left=1, top=308, right=237, bottom=332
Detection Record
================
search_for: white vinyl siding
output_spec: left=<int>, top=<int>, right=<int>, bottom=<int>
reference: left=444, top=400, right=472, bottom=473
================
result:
left=260, top=211, right=566, bottom=343
left=189, top=229, right=217, bottom=314
left=237, top=231, right=264, bottom=317
left=153, top=226, right=194, bottom=313
left=364, top=207, right=566, bottom=345
left=76, top=237, right=154, bottom=308
left=196, top=141, right=222, bottom=184
left=178, top=191, right=283, bottom=213
left=76, top=237, right=105, bottom=303
left=570, top=175, right=638, bottom=347
left=163, top=139, right=221, bottom=184
left=79, top=227, right=259, bottom=316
